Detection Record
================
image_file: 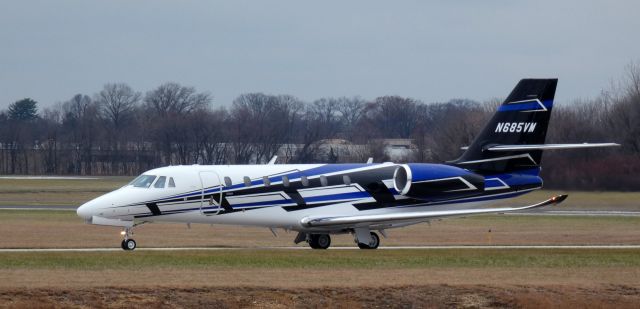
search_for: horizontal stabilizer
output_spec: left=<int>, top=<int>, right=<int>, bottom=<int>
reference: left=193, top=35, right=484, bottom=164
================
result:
left=300, top=194, right=568, bottom=228
left=486, top=143, right=620, bottom=152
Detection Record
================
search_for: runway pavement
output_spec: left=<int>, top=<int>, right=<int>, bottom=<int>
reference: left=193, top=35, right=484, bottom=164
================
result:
left=0, top=206, right=77, bottom=211
left=510, top=210, right=640, bottom=216
left=0, top=176, right=101, bottom=180
left=1, top=245, right=640, bottom=253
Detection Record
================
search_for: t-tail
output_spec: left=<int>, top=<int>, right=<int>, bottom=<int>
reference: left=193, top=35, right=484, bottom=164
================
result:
left=449, top=78, right=618, bottom=174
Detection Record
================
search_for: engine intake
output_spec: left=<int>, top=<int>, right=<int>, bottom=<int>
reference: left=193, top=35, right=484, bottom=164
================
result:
left=393, top=164, right=485, bottom=201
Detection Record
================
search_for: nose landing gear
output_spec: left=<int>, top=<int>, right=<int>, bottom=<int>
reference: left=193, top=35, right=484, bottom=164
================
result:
left=120, top=227, right=137, bottom=251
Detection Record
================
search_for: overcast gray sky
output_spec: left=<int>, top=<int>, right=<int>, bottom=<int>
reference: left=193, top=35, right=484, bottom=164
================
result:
left=1, top=1, right=639, bottom=110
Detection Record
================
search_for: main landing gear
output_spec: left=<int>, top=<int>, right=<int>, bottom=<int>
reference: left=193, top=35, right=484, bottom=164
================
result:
left=357, top=232, right=380, bottom=249
left=120, top=227, right=136, bottom=251
left=308, top=234, right=331, bottom=249
left=303, top=231, right=381, bottom=250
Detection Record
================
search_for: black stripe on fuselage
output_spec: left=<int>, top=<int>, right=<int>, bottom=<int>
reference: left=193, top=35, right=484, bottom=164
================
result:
left=127, top=164, right=540, bottom=217
left=146, top=203, right=161, bottom=215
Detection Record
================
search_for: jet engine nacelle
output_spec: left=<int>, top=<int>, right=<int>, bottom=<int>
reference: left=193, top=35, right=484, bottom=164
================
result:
left=393, top=163, right=485, bottom=201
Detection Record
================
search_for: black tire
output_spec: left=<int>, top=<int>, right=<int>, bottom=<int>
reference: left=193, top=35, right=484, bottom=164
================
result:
left=123, top=239, right=137, bottom=251
left=309, top=234, right=331, bottom=249
left=121, top=239, right=127, bottom=250
left=357, top=232, right=380, bottom=250
left=308, top=238, right=319, bottom=249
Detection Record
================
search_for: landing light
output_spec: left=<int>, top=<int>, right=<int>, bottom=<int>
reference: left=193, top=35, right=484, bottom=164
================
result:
left=120, top=231, right=126, bottom=235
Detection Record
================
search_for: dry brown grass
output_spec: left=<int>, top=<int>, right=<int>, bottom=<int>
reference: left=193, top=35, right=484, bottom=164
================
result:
left=1, top=284, right=639, bottom=309
left=493, top=190, right=640, bottom=211
left=0, top=210, right=638, bottom=249
left=2, top=267, right=640, bottom=289
left=0, top=177, right=130, bottom=206
left=1, top=250, right=639, bottom=308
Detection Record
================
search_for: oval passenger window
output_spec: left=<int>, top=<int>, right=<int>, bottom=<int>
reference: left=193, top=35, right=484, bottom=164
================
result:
left=320, top=175, right=328, bottom=186
left=343, top=175, right=351, bottom=185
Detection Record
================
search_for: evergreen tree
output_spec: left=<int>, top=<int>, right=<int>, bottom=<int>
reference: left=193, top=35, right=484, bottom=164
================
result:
left=8, top=98, right=38, bottom=121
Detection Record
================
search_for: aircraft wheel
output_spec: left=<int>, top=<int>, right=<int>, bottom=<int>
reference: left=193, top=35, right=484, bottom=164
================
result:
left=357, top=232, right=380, bottom=250
left=309, top=234, right=331, bottom=249
left=122, top=239, right=137, bottom=251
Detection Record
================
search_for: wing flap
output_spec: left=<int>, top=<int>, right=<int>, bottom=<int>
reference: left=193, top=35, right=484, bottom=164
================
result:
left=300, top=194, right=567, bottom=228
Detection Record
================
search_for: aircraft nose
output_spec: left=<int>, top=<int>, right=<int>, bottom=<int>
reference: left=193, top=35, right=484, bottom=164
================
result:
left=76, top=202, right=94, bottom=220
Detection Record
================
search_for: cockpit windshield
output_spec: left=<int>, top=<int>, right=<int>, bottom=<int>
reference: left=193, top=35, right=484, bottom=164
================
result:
left=129, top=175, right=157, bottom=188
left=154, top=176, right=166, bottom=188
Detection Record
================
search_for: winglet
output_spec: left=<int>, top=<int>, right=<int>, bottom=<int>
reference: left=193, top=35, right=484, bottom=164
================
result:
left=520, top=194, right=568, bottom=210
left=549, top=194, right=568, bottom=205
left=524, top=194, right=568, bottom=210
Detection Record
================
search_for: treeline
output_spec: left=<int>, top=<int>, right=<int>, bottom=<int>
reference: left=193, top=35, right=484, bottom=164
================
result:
left=1, top=65, right=639, bottom=190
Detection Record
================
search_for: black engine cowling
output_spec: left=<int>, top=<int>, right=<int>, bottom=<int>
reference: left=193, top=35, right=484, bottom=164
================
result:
left=393, top=163, right=485, bottom=201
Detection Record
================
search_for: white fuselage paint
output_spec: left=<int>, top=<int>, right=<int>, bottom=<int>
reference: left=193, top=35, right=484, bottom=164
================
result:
left=76, top=164, right=518, bottom=233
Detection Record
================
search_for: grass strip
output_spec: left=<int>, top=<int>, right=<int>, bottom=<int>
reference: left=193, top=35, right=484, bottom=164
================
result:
left=0, top=249, right=639, bottom=270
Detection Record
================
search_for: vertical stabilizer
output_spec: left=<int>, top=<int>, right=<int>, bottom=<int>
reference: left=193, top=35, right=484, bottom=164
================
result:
left=450, top=79, right=558, bottom=173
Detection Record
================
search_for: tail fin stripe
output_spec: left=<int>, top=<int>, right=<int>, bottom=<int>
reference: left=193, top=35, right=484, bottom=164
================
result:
left=498, top=99, right=552, bottom=112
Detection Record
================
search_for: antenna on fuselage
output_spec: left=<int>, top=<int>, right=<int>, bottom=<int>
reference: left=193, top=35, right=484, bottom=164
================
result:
left=268, top=156, right=278, bottom=165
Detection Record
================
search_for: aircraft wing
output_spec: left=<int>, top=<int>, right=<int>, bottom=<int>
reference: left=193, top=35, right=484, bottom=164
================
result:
left=300, top=194, right=567, bottom=228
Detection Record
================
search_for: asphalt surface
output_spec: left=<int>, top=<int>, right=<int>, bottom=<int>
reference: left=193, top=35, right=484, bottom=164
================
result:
left=1, top=245, right=640, bottom=253
left=0, top=206, right=78, bottom=211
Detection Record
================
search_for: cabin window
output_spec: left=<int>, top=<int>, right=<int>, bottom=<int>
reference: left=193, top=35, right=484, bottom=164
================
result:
left=343, top=175, right=351, bottom=185
left=320, top=175, right=328, bottom=187
left=130, top=175, right=156, bottom=188
left=301, top=176, right=309, bottom=186
left=282, top=176, right=290, bottom=187
left=243, top=176, right=252, bottom=187
left=168, top=177, right=176, bottom=188
left=154, top=176, right=167, bottom=188
left=224, top=176, right=232, bottom=187
left=263, top=176, right=271, bottom=187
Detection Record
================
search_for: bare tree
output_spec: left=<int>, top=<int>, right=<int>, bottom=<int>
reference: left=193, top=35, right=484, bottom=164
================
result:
left=144, top=82, right=212, bottom=164
left=144, top=82, right=210, bottom=117
left=96, top=83, right=141, bottom=128
left=229, top=93, right=303, bottom=163
left=61, top=94, right=100, bottom=174
left=336, top=96, right=365, bottom=140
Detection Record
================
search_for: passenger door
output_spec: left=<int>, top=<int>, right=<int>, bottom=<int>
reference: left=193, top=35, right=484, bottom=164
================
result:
left=198, top=171, right=223, bottom=215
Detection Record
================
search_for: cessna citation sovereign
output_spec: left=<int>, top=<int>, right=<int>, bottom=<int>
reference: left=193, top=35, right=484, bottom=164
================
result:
left=77, top=79, right=618, bottom=250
